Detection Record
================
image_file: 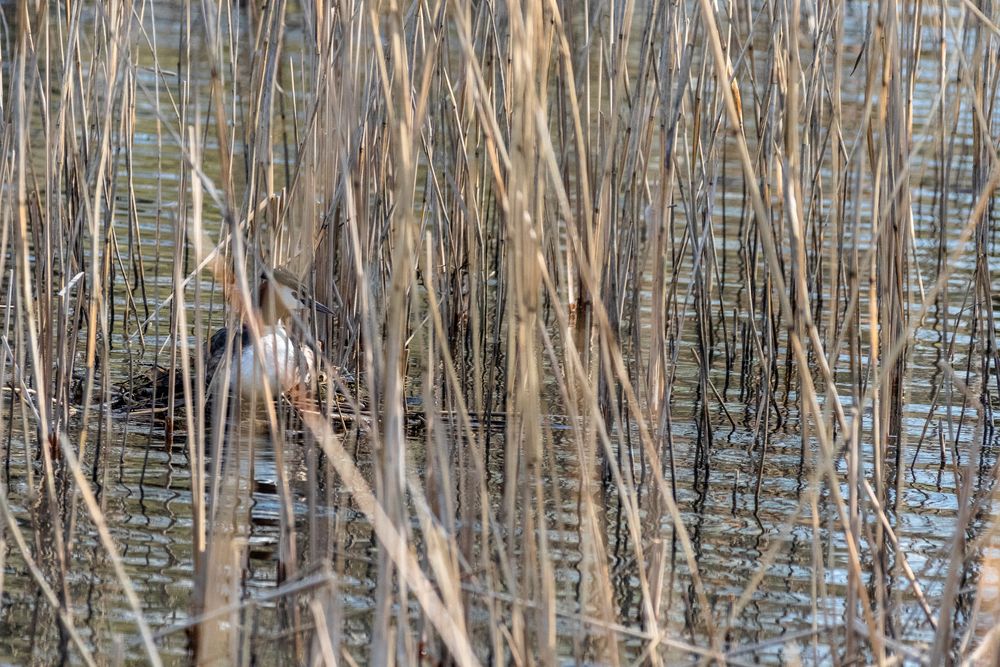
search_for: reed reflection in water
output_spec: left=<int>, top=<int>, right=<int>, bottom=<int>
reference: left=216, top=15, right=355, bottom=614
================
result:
left=2, top=0, right=1000, bottom=665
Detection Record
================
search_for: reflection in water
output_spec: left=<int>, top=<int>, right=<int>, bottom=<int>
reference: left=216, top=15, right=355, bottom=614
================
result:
left=2, top=0, right=1000, bottom=665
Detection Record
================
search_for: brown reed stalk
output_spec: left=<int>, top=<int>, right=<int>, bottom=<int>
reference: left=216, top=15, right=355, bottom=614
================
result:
left=7, top=0, right=1000, bottom=664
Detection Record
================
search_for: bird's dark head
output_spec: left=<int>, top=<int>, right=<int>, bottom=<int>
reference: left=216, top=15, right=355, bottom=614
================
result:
left=259, top=269, right=334, bottom=323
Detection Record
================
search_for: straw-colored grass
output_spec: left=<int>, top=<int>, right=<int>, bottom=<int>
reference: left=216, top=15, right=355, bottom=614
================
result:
left=2, top=0, right=1000, bottom=664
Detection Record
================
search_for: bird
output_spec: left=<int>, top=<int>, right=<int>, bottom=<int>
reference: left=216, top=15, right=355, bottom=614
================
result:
left=206, top=268, right=333, bottom=402
left=117, top=268, right=332, bottom=414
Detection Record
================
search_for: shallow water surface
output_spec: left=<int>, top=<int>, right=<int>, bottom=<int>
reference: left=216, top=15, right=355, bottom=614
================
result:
left=2, top=0, right=1000, bottom=665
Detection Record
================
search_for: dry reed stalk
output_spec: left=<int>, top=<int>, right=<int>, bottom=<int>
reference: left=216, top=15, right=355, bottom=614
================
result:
left=7, top=0, right=1000, bottom=663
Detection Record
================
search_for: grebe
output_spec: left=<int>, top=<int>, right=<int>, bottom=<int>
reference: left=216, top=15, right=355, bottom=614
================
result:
left=207, top=268, right=333, bottom=401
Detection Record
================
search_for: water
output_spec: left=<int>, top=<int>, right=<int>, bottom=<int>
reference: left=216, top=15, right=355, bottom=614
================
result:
left=2, top=0, right=999, bottom=664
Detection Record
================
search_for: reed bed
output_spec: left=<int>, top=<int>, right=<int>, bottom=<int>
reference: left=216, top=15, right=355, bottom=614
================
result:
left=1, top=0, right=1000, bottom=664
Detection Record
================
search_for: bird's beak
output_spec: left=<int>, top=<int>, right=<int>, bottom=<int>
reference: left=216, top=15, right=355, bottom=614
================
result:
left=311, top=299, right=334, bottom=316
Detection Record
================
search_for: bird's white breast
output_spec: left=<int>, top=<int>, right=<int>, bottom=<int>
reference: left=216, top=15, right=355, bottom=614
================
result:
left=237, top=325, right=315, bottom=399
